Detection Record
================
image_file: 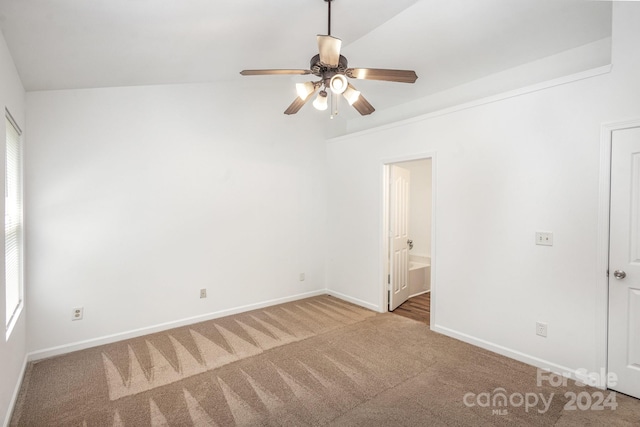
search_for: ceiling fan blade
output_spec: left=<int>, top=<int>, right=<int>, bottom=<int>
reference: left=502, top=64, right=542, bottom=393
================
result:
left=240, top=69, right=312, bottom=76
left=284, top=89, right=318, bottom=115
left=317, top=35, right=342, bottom=67
left=346, top=68, right=418, bottom=83
left=347, top=85, right=375, bottom=116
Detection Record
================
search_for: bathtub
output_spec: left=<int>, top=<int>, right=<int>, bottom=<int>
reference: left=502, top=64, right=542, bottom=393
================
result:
left=408, top=256, right=431, bottom=296
left=409, top=261, right=429, bottom=270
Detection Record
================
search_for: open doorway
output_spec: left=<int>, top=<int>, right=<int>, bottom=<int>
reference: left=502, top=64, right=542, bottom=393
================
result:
left=383, top=157, right=434, bottom=325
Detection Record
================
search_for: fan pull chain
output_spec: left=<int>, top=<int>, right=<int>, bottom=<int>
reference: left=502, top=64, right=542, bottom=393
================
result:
left=331, top=90, right=339, bottom=119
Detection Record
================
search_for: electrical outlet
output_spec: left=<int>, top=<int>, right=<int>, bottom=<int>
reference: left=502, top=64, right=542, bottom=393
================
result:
left=536, top=321, right=548, bottom=337
left=72, top=307, right=84, bottom=321
left=299, top=273, right=305, bottom=281
left=200, top=288, right=207, bottom=299
left=535, top=232, right=553, bottom=246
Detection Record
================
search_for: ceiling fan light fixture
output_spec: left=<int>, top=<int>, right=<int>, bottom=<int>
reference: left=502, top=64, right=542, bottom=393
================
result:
left=313, top=90, right=328, bottom=111
left=329, top=74, right=348, bottom=94
left=296, top=81, right=316, bottom=100
left=343, top=86, right=361, bottom=105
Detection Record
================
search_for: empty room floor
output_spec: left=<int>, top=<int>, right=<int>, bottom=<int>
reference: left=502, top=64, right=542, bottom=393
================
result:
left=10, top=295, right=640, bottom=426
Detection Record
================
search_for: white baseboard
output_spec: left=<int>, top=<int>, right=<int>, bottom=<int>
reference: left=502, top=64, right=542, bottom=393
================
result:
left=326, top=289, right=382, bottom=312
left=3, top=353, right=29, bottom=427
left=432, top=324, right=606, bottom=389
left=28, top=289, right=327, bottom=361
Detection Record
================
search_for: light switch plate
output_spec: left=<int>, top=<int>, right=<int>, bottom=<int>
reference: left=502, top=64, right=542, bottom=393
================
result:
left=535, top=232, right=553, bottom=246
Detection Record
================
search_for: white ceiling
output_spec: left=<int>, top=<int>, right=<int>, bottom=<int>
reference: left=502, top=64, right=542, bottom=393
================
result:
left=0, top=0, right=611, bottom=109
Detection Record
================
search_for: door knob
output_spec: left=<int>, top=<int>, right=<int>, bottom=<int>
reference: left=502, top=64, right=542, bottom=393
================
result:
left=407, top=239, right=414, bottom=250
left=613, top=270, right=626, bottom=280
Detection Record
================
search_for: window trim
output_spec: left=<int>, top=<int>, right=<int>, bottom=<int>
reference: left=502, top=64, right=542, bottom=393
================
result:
left=5, top=108, right=23, bottom=340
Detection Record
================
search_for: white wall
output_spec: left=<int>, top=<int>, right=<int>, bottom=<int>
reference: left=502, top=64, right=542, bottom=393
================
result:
left=25, top=79, right=328, bottom=354
left=326, top=3, right=640, bottom=378
left=398, top=159, right=431, bottom=258
left=0, top=30, right=26, bottom=427
left=347, top=37, right=612, bottom=134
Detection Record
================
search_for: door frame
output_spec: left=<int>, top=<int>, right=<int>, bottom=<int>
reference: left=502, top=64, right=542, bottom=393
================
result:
left=381, top=153, right=436, bottom=325
left=597, top=118, right=640, bottom=385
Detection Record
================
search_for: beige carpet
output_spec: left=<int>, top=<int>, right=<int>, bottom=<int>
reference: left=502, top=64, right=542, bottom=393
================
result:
left=10, top=295, right=640, bottom=426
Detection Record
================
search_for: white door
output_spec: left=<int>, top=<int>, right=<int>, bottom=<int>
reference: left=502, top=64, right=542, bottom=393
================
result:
left=608, top=126, right=640, bottom=399
left=389, top=165, right=410, bottom=311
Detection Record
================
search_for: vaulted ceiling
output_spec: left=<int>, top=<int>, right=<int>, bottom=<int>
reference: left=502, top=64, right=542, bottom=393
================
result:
left=0, top=0, right=611, bottom=112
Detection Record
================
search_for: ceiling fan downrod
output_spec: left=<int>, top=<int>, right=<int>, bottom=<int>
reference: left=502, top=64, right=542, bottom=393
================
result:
left=326, top=0, right=332, bottom=36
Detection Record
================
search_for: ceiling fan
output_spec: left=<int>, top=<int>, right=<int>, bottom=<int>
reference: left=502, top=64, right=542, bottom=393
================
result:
left=239, top=0, right=418, bottom=116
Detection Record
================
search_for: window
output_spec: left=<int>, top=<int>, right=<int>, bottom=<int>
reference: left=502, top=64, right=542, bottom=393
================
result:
left=5, top=109, right=22, bottom=335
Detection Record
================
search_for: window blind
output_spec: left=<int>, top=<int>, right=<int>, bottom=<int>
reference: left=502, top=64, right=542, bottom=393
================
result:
left=5, top=112, right=22, bottom=330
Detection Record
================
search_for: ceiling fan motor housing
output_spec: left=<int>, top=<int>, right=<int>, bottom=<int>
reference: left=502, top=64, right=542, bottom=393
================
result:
left=310, top=54, right=348, bottom=83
